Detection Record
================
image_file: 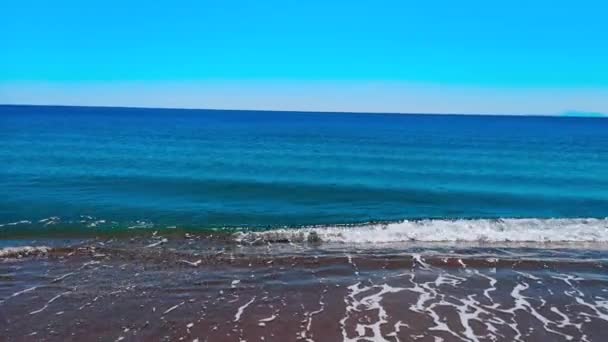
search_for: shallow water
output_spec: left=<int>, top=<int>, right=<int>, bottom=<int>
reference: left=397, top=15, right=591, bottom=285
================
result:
left=2, top=237, right=608, bottom=341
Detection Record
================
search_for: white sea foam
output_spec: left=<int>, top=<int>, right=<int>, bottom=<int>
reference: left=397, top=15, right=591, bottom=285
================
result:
left=0, top=246, right=51, bottom=258
left=0, top=220, right=32, bottom=228
left=234, top=296, right=256, bottom=322
left=235, top=218, right=608, bottom=244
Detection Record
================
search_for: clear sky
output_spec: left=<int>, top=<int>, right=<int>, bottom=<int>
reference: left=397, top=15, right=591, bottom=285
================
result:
left=1, top=0, right=607, bottom=115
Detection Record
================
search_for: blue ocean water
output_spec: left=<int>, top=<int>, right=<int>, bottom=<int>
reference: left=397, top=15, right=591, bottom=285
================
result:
left=1, top=105, right=607, bottom=238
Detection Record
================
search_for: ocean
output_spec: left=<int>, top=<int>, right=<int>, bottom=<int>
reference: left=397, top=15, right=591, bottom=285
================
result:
left=1, top=105, right=608, bottom=341
left=1, top=105, right=607, bottom=238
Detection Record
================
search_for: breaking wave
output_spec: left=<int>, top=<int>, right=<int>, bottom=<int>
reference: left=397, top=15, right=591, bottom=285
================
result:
left=235, top=218, right=608, bottom=244
left=0, top=246, right=51, bottom=258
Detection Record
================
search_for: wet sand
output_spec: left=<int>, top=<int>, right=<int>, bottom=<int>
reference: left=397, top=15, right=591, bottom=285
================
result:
left=1, top=236, right=608, bottom=341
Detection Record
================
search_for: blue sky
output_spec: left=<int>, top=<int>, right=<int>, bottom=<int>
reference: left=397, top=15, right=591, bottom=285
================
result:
left=1, top=0, right=607, bottom=114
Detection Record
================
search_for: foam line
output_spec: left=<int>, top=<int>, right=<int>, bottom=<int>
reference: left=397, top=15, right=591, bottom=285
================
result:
left=234, top=296, right=256, bottom=322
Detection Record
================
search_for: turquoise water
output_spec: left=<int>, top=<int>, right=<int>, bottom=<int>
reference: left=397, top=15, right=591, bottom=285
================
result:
left=1, top=105, right=607, bottom=238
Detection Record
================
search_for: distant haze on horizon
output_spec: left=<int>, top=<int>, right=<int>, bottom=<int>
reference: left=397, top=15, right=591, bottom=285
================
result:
left=2, top=81, right=608, bottom=116
left=1, top=1, right=607, bottom=115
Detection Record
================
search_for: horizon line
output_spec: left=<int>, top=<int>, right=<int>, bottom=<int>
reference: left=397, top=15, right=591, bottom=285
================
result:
left=2, top=103, right=606, bottom=119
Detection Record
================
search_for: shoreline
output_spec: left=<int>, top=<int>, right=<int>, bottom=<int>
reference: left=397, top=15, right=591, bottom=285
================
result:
left=2, top=236, right=608, bottom=341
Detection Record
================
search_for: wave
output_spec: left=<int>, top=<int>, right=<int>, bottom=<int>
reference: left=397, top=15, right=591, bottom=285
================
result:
left=234, top=218, right=608, bottom=244
left=2, top=216, right=608, bottom=244
left=0, top=246, right=51, bottom=258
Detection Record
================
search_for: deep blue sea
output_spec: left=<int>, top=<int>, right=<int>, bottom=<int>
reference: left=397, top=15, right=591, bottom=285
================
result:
left=1, top=105, right=607, bottom=241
